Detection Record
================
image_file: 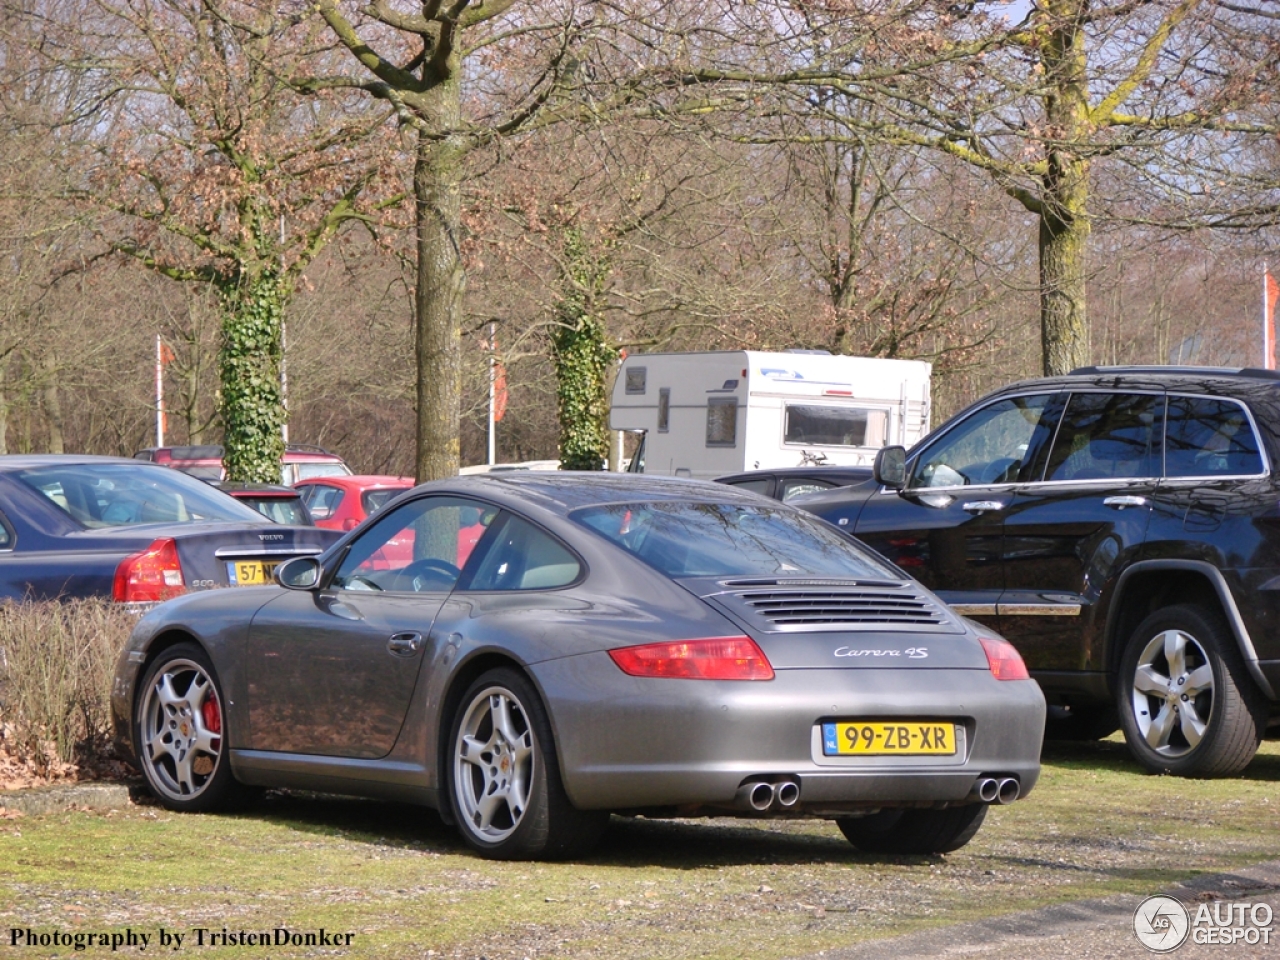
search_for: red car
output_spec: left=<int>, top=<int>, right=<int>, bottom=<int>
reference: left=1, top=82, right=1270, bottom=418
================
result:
left=293, top=475, right=416, bottom=531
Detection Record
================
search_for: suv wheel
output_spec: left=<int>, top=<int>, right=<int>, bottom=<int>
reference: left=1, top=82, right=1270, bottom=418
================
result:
left=1116, top=604, right=1265, bottom=777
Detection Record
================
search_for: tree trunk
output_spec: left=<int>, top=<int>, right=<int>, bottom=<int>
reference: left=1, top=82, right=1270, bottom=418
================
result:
left=42, top=354, right=64, bottom=454
left=1038, top=0, right=1091, bottom=376
left=553, top=228, right=614, bottom=471
left=413, top=82, right=466, bottom=482
left=218, top=270, right=287, bottom=483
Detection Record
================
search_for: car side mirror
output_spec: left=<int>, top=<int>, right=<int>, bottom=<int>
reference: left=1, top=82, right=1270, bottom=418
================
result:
left=873, top=446, right=907, bottom=490
left=276, top=556, right=321, bottom=590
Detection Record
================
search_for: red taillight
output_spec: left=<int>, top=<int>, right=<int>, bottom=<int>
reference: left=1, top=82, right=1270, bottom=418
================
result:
left=112, top=538, right=186, bottom=603
left=609, top=637, right=774, bottom=681
left=980, top=636, right=1030, bottom=681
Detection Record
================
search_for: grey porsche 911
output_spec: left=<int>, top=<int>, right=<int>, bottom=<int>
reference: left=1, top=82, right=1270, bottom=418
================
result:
left=112, top=473, right=1044, bottom=861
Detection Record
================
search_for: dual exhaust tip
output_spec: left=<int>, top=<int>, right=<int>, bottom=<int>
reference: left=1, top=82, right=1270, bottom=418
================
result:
left=736, top=774, right=1018, bottom=812
left=738, top=778, right=801, bottom=812
left=972, top=776, right=1021, bottom=805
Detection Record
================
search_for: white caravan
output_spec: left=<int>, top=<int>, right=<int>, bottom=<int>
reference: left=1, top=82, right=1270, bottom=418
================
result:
left=610, top=351, right=931, bottom=480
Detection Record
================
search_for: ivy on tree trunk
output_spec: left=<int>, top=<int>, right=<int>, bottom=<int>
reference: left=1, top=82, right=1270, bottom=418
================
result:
left=552, top=228, right=616, bottom=472
left=217, top=270, right=287, bottom=483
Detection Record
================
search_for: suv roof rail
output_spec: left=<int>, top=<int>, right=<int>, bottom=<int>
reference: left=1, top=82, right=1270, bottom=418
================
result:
left=284, top=443, right=339, bottom=455
left=1068, top=365, right=1280, bottom=381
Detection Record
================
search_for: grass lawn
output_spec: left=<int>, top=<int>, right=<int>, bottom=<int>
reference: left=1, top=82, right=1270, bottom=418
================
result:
left=3, top=738, right=1280, bottom=959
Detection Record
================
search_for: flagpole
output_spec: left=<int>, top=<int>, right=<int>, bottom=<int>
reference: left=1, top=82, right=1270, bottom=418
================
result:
left=155, top=334, right=165, bottom=447
left=1267, top=263, right=1274, bottom=371
left=488, top=322, right=496, bottom=466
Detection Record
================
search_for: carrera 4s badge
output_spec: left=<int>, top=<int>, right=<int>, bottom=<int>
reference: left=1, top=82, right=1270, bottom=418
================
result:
left=833, top=646, right=929, bottom=659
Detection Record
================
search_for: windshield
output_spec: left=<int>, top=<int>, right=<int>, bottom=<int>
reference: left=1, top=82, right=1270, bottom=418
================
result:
left=19, top=463, right=266, bottom=528
left=572, top=501, right=899, bottom=579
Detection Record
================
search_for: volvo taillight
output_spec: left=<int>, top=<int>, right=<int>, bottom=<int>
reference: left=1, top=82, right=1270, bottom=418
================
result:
left=113, top=538, right=186, bottom=603
left=979, top=636, right=1030, bottom=681
left=609, top=637, right=774, bottom=680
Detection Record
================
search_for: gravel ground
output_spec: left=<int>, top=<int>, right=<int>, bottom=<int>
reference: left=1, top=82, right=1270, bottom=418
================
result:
left=796, top=860, right=1280, bottom=960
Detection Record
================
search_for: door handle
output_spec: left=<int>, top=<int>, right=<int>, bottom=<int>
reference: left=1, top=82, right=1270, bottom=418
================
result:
left=1104, top=496, right=1147, bottom=510
left=962, top=501, right=1005, bottom=513
left=388, top=632, right=424, bottom=656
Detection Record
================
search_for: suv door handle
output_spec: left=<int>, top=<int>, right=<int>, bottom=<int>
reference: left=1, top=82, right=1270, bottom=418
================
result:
left=962, top=501, right=1006, bottom=513
left=1104, top=496, right=1148, bottom=510
left=387, top=632, right=424, bottom=656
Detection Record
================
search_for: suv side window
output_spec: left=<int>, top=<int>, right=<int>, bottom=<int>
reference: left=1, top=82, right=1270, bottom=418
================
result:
left=1165, top=396, right=1263, bottom=477
left=1043, top=392, right=1161, bottom=482
left=910, top=394, right=1057, bottom=489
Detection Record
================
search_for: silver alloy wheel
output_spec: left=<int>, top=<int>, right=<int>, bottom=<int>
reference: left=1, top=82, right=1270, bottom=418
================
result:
left=453, top=684, right=535, bottom=843
left=1129, top=628, right=1215, bottom=758
left=139, top=657, right=224, bottom=801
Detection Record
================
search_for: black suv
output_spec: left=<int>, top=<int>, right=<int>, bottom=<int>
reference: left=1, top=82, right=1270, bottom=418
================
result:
left=796, top=366, right=1280, bottom=777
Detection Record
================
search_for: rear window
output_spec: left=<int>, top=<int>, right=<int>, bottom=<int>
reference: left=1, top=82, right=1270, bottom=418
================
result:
left=294, top=462, right=352, bottom=480
left=362, top=488, right=411, bottom=517
left=572, top=501, right=897, bottom=579
left=19, top=463, right=264, bottom=528
left=239, top=496, right=311, bottom=525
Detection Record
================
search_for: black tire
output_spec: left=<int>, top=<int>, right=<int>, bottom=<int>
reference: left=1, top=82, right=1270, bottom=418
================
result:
left=837, top=804, right=988, bottom=855
left=134, top=642, right=251, bottom=812
left=448, top=668, right=607, bottom=860
left=1044, top=704, right=1120, bottom=742
left=1116, top=604, right=1266, bottom=777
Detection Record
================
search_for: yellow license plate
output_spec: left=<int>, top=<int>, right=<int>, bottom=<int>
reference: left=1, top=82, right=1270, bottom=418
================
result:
left=821, top=722, right=957, bottom=756
left=227, top=561, right=278, bottom=586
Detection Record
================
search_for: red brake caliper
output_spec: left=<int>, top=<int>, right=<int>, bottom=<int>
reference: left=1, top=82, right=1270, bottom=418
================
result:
left=202, top=696, right=222, bottom=736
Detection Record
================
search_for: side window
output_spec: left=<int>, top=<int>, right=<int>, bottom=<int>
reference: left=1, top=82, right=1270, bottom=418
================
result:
left=307, top=486, right=344, bottom=521
left=1166, top=396, right=1263, bottom=477
left=783, top=405, right=888, bottom=448
left=1043, top=393, right=1161, bottom=482
left=658, top=388, right=670, bottom=433
left=333, top=496, right=497, bottom=593
left=780, top=480, right=833, bottom=501
left=910, top=394, right=1057, bottom=489
left=726, top=478, right=773, bottom=497
left=0, top=511, right=11, bottom=549
left=465, top=515, right=581, bottom=591
left=706, top=398, right=738, bottom=447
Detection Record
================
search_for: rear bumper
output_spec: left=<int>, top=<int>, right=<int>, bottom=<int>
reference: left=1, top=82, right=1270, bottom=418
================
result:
left=533, top=655, right=1045, bottom=812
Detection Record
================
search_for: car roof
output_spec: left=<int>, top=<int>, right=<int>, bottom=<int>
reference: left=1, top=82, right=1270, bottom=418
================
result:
left=216, top=482, right=303, bottom=496
left=0, top=454, right=161, bottom=470
left=295, top=474, right=415, bottom=490
left=993, top=366, right=1280, bottom=398
left=716, top=466, right=873, bottom=483
left=426, top=472, right=772, bottom=515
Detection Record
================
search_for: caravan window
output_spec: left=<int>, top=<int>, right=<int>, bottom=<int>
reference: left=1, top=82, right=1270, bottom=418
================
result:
left=658, top=388, right=670, bottom=433
left=784, top=405, right=888, bottom=448
left=706, top=398, right=738, bottom=447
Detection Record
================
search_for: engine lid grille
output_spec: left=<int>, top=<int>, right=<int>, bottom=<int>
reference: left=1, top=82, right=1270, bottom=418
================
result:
left=709, top=579, right=956, bottom=633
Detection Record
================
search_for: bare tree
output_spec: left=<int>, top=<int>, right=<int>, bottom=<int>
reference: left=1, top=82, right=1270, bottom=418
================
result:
left=25, top=0, right=403, bottom=479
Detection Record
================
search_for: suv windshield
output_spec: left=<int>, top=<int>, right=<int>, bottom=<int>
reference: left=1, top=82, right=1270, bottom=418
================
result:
left=19, top=463, right=265, bottom=528
left=573, top=501, right=898, bottom=579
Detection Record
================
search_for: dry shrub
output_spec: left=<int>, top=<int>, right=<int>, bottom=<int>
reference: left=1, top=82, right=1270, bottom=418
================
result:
left=0, top=599, right=136, bottom=775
